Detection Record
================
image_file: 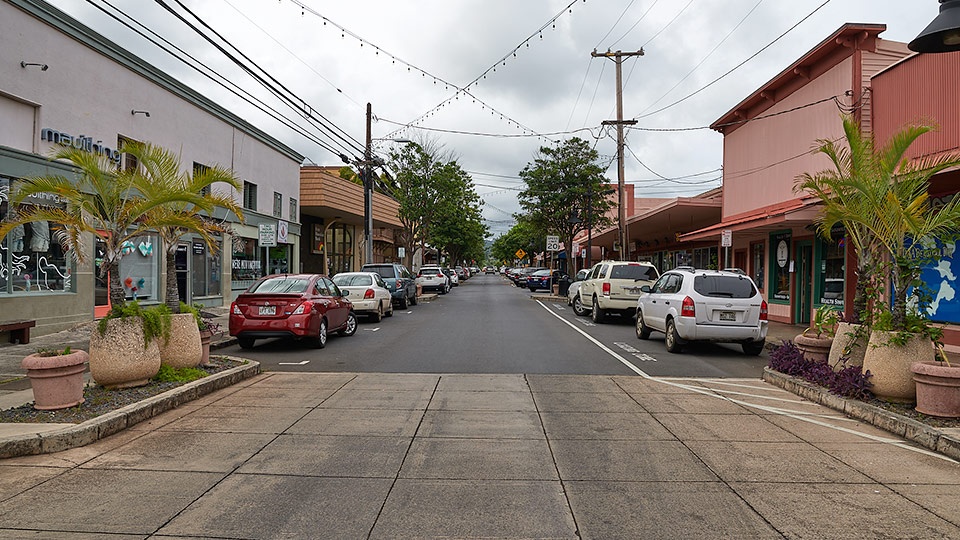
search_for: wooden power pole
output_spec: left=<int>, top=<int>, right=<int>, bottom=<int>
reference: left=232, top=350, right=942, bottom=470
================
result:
left=593, top=48, right=642, bottom=260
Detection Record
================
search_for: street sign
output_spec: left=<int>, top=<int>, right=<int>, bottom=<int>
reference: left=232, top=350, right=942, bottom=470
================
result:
left=277, top=220, right=288, bottom=243
left=515, top=248, right=527, bottom=259
left=259, top=223, right=277, bottom=247
left=546, top=235, right=560, bottom=251
left=721, top=229, right=732, bottom=248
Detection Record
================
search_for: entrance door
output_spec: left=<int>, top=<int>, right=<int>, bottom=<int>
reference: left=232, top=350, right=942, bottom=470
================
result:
left=94, top=238, right=110, bottom=318
left=795, top=241, right=814, bottom=325
left=175, top=243, right=189, bottom=303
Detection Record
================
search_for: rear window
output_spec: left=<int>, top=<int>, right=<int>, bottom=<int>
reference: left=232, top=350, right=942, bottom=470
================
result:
left=693, top=275, right=757, bottom=299
left=363, top=265, right=397, bottom=279
left=332, top=274, right=373, bottom=287
left=610, top=264, right=658, bottom=281
left=250, top=276, right=310, bottom=294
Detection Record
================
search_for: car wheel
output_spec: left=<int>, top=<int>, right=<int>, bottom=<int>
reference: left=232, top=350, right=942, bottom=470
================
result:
left=443, top=283, right=450, bottom=294
left=636, top=310, right=651, bottom=340
left=398, top=294, right=408, bottom=309
left=385, top=302, right=394, bottom=317
left=742, top=340, right=765, bottom=356
left=591, top=296, right=606, bottom=323
left=528, top=287, right=536, bottom=292
left=371, top=303, right=383, bottom=323
left=410, top=291, right=418, bottom=305
left=238, top=337, right=255, bottom=349
left=338, top=312, right=358, bottom=336
left=312, top=319, right=327, bottom=349
left=573, top=295, right=586, bottom=316
left=665, top=318, right=683, bottom=353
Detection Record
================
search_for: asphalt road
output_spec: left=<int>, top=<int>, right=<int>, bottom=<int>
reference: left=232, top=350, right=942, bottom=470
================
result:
left=220, top=274, right=770, bottom=378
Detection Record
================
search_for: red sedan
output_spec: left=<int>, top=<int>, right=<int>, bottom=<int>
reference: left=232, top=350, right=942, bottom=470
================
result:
left=229, top=274, right=357, bottom=349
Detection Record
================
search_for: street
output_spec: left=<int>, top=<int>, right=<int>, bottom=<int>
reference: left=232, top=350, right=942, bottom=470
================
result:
left=221, top=273, right=770, bottom=378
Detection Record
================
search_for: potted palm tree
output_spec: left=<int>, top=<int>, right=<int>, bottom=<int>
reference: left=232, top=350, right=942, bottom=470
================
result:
left=0, top=142, right=212, bottom=388
left=797, top=115, right=960, bottom=403
left=133, top=143, right=243, bottom=368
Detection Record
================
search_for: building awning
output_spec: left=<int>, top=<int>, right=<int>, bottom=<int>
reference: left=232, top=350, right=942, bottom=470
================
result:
left=679, top=197, right=822, bottom=242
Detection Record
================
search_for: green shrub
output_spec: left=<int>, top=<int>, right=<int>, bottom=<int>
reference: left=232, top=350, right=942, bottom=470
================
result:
left=153, top=364, right=208, bottom=383
left=97, top=301, right=172, bottom=347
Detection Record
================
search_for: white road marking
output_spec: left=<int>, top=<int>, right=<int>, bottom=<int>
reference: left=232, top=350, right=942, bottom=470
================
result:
left=366, top=328, right=381, bottom=332
left=578, top=320, right=596, bottom=327
left=614, top=342, right=640, bottom=353
left=535, top=300, right=958, bottom=464
left=278, top=360, right=310, bottom=365
left=632, top=353, right=657, bottom=362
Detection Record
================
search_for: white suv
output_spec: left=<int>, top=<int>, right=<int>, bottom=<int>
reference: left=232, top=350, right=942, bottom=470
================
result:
left=635, top=267, right=768, bottom=355
left=576, top=260, right=659, bottom=323
left=417, top=265, right=450, bottom=294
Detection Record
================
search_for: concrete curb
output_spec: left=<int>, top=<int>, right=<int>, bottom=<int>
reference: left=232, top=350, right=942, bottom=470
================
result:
left=762, top=367, right=960, bottom=461
left=0, top=359, right=260, bottom=459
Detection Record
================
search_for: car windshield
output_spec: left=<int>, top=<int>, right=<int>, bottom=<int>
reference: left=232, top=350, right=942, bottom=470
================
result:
left=333, top=274, right=373, bottom=287
left=250, top=276, right=311, bottom=294
left=693, top=275, right=757, bottom=298
left=611, top=264, right=658, bottom=281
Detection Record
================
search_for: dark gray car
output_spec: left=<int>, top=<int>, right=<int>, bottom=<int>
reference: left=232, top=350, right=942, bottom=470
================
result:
left=360, top=263, right=419, bottom=308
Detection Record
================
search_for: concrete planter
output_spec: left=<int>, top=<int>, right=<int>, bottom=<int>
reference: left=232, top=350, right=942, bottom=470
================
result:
left=89, top=318, right=161, bottom=389
left=199, top=329, right=213, bottom=366
left=158, top=313, right=202, bottom=369
left=862, top=330, right=935, bottom=403
left=21, top=349, right=89, bottom=410
left=794, top=333, right=833, bottom=363
left=828, top=322, right=868, bottom=371
left=912, top=361, right=960, bottom=418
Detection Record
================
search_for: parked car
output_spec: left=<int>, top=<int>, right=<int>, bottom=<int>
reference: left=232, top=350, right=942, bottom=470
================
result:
left=443, top=267, right=460, bottom=287
left=417, top=265, right=450, bottom=294
left=567, top=269, right=591, bottom=314
left=331, top=272, right=394, bottom=322
left=577, top=260, right=659, bottom=323
left=526, top=269, right=554, bottom=292
left=513, top=266, right=546, bottom=287
left=454, top=266, right=467, bottom=281
left=360, top=263, right=418, bottom=309
left=484, top=266, right=495, bottom=274
left=229, top=273, right=357, bottom=350
left=635, top=266, right=768, bottom=355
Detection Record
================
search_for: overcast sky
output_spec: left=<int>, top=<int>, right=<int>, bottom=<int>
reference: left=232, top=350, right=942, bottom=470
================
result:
left=46, top=0, right=939, bottom=236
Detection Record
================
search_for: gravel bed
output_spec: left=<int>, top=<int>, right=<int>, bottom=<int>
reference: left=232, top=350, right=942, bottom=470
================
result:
left=866, top=398, right=960, bottom=429
left=0, top=357, right=242, bottom=424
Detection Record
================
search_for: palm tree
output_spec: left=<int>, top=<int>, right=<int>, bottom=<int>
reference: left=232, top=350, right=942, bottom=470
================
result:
left=796, top=115, right=960, bottom=329
left=0, top=143, right=223, bottom=310
left=128, top=143, right=243, bottom=313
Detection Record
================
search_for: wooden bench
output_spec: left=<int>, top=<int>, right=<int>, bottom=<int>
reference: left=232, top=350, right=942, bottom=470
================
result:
left=0, top=319, right=36, bottom=345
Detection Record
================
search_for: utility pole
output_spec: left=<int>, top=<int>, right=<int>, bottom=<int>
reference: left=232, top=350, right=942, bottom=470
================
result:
left=593, top=48, right=641, bottom=260
left=363, top=102, right=374, bottom=265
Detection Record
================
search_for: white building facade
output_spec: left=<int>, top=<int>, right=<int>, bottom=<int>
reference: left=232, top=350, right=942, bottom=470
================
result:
left=0, top=0, right=303, bottom=336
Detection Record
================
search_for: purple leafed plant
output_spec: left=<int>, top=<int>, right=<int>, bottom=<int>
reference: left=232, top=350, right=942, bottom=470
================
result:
left=768, top=340, right=873, bottom=399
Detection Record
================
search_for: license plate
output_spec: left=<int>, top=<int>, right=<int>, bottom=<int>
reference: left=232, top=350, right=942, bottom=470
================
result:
left=719, top=311, right=735, bottom=321
left=259, top=305, right=276, bottom=316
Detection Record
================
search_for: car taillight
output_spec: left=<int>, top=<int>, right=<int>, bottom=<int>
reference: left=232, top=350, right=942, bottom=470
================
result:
left=760, top=300, right=768, bottom=321
left=602, top=282, right=611, bottom=296
left=681, top=296, right=696, bottom=317
left=395, top=279, right=402, bottom=289
left=364, top=289, right=375, bottom=299
left=231, top=302, right=241, bottom=315
left=436, top=271, right=444, bottom=277
left=292, top=300, right=312, bottom=315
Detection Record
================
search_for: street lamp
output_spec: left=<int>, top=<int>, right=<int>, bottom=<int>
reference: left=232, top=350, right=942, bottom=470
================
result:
left=909, top=0, right=960, bottom=52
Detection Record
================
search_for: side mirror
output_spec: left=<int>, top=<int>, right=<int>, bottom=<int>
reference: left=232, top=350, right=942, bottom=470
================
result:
left=341, top=290, right=350, bottom=297
left=640, top=285, right=651, bottom=293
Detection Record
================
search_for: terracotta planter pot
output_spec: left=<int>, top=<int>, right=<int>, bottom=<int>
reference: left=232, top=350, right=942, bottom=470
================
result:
left=794, top=333, right=833, bottom=363
left=21, top=349, right=89, bottom=410
left=158, top=313, right=202, bottom=369
left=862, top=330, right=935, bottom=403
left=828, top=322, right=868, bottom=371
left=911, top=361, right=960, bottom=418
left=89, top=317, right=161, bottom=389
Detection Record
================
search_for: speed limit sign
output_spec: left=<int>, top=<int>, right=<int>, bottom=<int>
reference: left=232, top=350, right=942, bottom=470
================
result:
left=546, top=235, right=560, bottom=251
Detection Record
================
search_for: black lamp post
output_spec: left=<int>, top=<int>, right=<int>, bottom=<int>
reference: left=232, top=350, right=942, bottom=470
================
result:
left=909, top=0, right=960, bottom=52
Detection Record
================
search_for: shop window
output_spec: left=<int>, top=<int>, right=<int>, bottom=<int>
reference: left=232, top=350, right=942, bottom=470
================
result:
left=0, top=176, right=74, bottom=295
left=243, top=182, right=257, bottom=211
left=273, top=192, right=282, bottom=218
left=325, top=223, right=354, bottom=275
left=192, top=238, right=222, bottom=297
left=232, top=237, right=263, bottom=290
left=818, top=230, right=845, bottom=307
left=118, top=136, right=142, bottom=171
left=289, top=197, right=298, bottom=222
left=118, top=233, right=159, bottom=301
left=692, top=246, right=718, bottom=270
left=770, top=232, right=791, bottom=302
left=751, top=242, right=765, bottom=291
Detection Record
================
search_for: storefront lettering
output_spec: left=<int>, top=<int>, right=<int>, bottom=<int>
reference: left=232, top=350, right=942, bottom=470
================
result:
left=40, top=128, right=121, bottom=164
left=231, top=259, right=262, bottom=270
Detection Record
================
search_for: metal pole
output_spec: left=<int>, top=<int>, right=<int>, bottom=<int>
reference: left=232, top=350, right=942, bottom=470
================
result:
left=364, top=103, right=373, bottom=265
left=615, top=53, right=627, bottom=261
left=586, top=183, right=593, bottom=269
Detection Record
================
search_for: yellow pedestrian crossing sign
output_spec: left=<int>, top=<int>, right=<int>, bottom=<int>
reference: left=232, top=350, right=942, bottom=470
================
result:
left=515, top=249, right=527, bottom=259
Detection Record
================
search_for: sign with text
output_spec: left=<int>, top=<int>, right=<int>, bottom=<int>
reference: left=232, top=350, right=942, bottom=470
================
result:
left=546, top=235, right=560, bottom=251
left=259, top=223, right=277, bottom=247
left=721, top=229, right=732, bottom=247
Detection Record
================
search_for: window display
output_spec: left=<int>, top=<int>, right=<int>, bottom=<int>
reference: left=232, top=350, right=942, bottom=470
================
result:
left=752, top=242, right=765, bottom=291
left=771, top=231, right=791, bottom=302
left=818, top=229, right=845, bottom=307
left=232, top=237, right=263, bottom=290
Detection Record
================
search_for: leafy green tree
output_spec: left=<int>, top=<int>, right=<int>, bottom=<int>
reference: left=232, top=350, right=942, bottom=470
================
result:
left=796, top=115, right=960, bottom=330
left=518, top=137, right=612, bottom=272
left=132, top=143, right=244, bottom=313
left=429, top=162, right=487, bottom=266
left=491, top=217, right=545, bottom=266
left=0, top=144, right=211, bottom=308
